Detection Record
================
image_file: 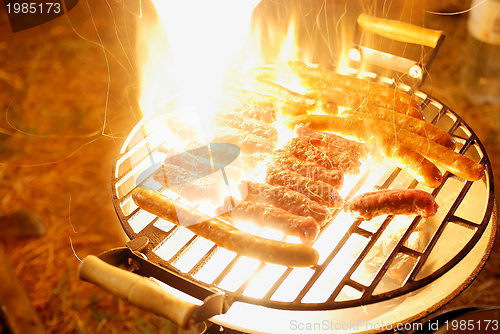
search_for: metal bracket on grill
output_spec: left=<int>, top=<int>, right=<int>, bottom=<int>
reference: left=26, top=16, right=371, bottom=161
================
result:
left=350, top=13, right=445, bottom=87
left=78, top=245, right=228, bottom=329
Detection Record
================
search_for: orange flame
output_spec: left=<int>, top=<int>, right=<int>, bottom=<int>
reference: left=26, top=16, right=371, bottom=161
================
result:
left=138, top=0, right=261, bottom=130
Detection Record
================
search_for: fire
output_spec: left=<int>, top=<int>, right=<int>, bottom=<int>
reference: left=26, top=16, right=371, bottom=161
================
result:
left=138, top=0, right=261, bottom=131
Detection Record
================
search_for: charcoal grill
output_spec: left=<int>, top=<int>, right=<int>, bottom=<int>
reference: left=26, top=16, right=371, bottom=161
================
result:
left=78, top=10, right=497, bottom=334
left=77, top=78, right=496, bottom=333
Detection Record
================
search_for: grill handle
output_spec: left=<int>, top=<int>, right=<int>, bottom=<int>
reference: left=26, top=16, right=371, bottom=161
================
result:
left=78, top=255, right=214, bottom=330
left=357, top=13, right=443, bottom=48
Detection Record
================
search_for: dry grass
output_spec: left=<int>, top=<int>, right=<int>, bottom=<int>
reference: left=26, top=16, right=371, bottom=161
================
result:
left=0, top=1, right=498, bottom=334
left=0, top=1, right=193, bottom=333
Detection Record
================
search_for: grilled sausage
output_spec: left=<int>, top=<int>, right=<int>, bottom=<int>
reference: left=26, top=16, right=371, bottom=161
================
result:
left=132, top=188, right=319, bottom=267
left=344, top=189, right=439, bottom=221
left=288, top=114, right=484, bottom=182
left=351, top=108, right=455, bottom=149
left=377, top=140, right=443, bottom=188
left=286, top=61, right=423, bottom=119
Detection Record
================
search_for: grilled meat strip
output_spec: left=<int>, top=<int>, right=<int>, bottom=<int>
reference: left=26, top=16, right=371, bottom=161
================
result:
left=212, top=126, right=276, bottom=154
left=295, top=123, right=367, bottom=159
left=132, top=188, right=319, bottom=267
left=227, top=71, right=316, bottom=116
left=344, top=189, right=439, bottom=221
left=153, top=163, right=200, bottom=186
left=153, top=163, right=220, bottom=202
left=241, top=181, right=329, bottom=224
left=272, top=149, right=343, bottom=190
left=266, top=165, right=343, bottom=208
left=217, top=197, right=320, bottom=244
left=283, top=137, right=362, bottom=174
left=214, top=113, right=278, bottom=143
left=165, top=148, right=213, bottom=175
left=217, top=95, right=276, bottom=123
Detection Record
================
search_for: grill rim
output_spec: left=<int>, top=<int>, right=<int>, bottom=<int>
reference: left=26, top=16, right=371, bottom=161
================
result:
left=110, top=87, right=496, bottom=312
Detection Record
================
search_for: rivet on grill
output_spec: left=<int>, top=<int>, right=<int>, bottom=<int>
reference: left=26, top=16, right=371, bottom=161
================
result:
left=127, top=258, right=141, bottom=272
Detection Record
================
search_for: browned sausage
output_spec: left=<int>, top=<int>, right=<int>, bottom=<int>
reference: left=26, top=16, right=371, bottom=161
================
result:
left=351, top=108, right=455, bottom=149
left=286, top=61, right=423, bottom=119
left=344, top=189, right=439, bottom=221
left=377, top=139, right=443, bottom=188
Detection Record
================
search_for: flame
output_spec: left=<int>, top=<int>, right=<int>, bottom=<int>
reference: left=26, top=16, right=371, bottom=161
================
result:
left=273, top=17, right=306, bottom=95
left=138, top=0, right=262, bottom=134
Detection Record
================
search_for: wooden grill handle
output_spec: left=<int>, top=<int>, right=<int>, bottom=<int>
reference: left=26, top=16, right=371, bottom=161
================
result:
left=357, top=13, right=443, bottom=48
left=78, top=255, right=200, bottom=330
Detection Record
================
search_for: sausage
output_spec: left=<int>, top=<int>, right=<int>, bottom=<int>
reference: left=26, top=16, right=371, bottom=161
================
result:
left=344, top=189, right=439, bottom=221
left=217, top=198, right=320, bottom=244
left=226, top=71, right=316, bottom=116
left=286, top=61, right=423, bottom=119
left=377, top=140, right=443, bottom=188
left=132, top=188, right=319, bottom=267
left=351, top=108, right=455, bottom=149
left=288, top=114, right=484, bottom=182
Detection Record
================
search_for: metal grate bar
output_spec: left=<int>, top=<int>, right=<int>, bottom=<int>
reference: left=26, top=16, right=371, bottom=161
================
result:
left=408, top=180, right=475, bottom=282
left=188, top=244, right=220, bottom=277
left=325, top=215, right=397, bottom=302
left=361, top=216, right=424, bottom=297
left=261, top=267, right=294, bottom=301
left=343, top=280, right=367, bottom=294
left=399, top=246, right=423, bottom=258
left=293, top=219, right=365, bottom=303
left=234, top=262, right=267, bottom=296
left=169, top=234, right=200, bottom=264
left=211, top=254, right=243, bottom=286
left=449, top=215, right=481, bottom=229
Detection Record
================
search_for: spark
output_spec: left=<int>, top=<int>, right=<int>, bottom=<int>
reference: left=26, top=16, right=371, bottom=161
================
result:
left=425, top=1, right=486, bottom=16
left=69, top=237, right=82, bottom=263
